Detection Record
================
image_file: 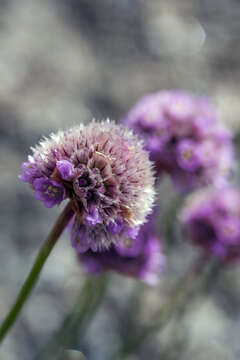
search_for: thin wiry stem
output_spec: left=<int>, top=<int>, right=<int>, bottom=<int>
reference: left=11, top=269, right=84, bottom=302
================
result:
left=35, top=275, right=110, bottom=360
left=0, top=201, right=74, bottom=344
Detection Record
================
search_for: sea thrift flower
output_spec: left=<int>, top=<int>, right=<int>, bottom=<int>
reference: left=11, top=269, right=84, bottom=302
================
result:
left=20, top=120, right=155, bottom=252
left=180, top=187, right=240, bottom=263
left=78, top=208, right=165, bottom=284
left=122, top=90, right=234, bottom=191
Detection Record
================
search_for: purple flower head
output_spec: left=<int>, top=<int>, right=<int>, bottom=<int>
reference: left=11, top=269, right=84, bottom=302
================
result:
left=122, top=90, right=234, bottom=191
left=20, top=120, right=155, bottom=252
left=180, top=187, right=240, bottom=263
left=78, top=208, right=165, bottom=285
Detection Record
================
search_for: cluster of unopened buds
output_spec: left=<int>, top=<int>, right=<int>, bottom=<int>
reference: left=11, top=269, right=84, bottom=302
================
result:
left=19, top=89, right=238, bottom=283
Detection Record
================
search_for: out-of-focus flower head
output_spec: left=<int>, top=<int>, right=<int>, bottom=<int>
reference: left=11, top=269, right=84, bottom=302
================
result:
left=78, top=207, right=165, bottom=285
left=122, top=90, right=234, bottom=191
left=181, top=187, right=240, bottom=263
left=20, top=120, right=155, bottom=253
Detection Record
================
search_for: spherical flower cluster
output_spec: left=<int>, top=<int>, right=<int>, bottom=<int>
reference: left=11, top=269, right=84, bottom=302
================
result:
left=181, top=187, right=240, bottom=263
left=122, top=90, right=234, bottom=191
left=78, top=208, right=165, bottom=284
left=20, top=121, right=155, bottom=252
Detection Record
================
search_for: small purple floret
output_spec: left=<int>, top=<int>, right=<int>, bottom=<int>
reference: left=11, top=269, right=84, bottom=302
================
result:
left=33, top=177, right=66, bottom=208
left=166, top=92, right=194, bottom=121
left=71, top=224, right=91, bottom=253
left=216, top=217, right=240, bottom=245
left=84, top=206, right=103, bottom=227
left=107, top=220, right=123, bottom=235
left=116, top=228, right=141, bottom=257
left=56, top=160, right=75, bottom=181
left=176, top=139, right=200, bottom=172
left=19, top=160, right=41, bottom=183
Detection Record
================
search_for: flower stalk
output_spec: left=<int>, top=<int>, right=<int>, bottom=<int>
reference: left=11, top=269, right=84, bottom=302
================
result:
left=0, top=201, right=74, bottom=344
left=35, top=275, right=110, bottom=360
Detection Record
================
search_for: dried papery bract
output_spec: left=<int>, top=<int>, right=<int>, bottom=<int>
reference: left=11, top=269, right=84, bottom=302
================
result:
left=20, top=120, right=155, bottom=253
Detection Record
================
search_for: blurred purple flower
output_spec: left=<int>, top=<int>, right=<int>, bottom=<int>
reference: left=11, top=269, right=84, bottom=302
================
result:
left=78, top=208, right=165, bottom=285
left=19, top=121, right=155, bottom=252
left=181, top=187, right=240, bottom=263
left=122, top=90, right=234, bottom=191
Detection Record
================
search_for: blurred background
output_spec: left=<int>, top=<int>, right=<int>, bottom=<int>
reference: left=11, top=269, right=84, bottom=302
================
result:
left=1, top=0, right=240, bottom=359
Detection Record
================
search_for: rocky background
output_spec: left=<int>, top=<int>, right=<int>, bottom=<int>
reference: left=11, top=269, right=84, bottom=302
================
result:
left=1, top=0, right=240, bottom=359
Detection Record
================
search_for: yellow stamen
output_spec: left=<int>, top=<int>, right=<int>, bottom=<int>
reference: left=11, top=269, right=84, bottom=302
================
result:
left=156, top=128, right=165, bottom=136
left=123, top=237, right=133, bottom=248
left=183, top=149, right=194, bottom=161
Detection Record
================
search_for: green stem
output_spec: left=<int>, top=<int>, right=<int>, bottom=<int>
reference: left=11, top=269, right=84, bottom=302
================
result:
left=0, top=201, right=74, bottom=344
left=35, top=275, right=110, bottom=360
left=116, top=255, right=220, bottom=359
